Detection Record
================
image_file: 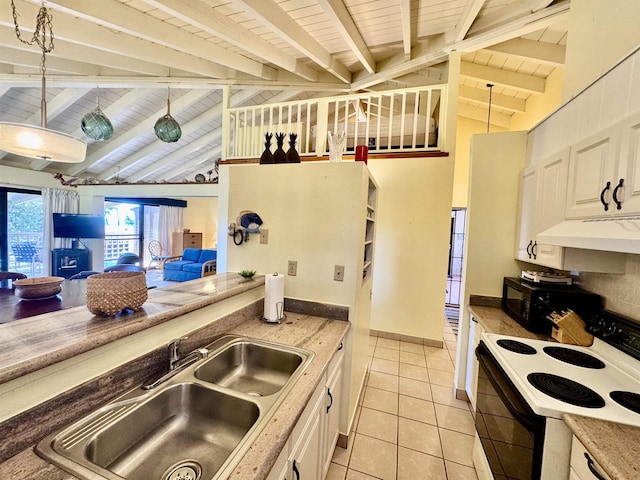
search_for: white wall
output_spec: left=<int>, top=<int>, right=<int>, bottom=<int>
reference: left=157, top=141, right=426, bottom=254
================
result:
left=562, top=0, right=640, bottom=101
left=453, top=131, right=527, bottom=393
left=218, top=163, right=366, bottom=306
left=368, top=156, right=454, bottom=342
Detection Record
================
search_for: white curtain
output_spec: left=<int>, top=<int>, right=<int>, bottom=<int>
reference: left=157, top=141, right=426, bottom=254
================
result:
left=42, top=188, right=79, bottom=275
left=158, top=205, right=184, bottom=255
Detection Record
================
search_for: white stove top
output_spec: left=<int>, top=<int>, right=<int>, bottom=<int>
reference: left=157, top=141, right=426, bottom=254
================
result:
left=482, top=333, right=640, bottom=427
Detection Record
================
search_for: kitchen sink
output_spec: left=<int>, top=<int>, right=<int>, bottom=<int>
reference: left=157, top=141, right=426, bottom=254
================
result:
left=195, top=338, right=305, bottom=396
left=36, top=336, right=313, bottom=480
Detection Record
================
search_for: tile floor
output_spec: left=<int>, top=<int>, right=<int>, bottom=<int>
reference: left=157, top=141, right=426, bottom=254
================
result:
left=327, top=323, right=478, bottom=480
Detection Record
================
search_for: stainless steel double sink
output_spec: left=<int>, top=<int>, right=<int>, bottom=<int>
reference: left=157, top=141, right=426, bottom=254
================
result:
left=36, top=335, right=314, bottom=480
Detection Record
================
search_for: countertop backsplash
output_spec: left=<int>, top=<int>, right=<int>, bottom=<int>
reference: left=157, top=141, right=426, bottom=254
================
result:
left=578, top=253, right=640, bottom=321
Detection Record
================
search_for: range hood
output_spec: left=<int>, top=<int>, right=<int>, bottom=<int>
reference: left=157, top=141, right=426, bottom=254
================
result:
left=537, top=217, right=640, bottom=254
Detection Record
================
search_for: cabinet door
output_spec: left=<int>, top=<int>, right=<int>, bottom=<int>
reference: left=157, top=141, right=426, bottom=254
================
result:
left=290, top=392, right=324, bottom=480
left=515, top=166, right=538, bottom=262
left=617, top=112, right=640, bottom=214
left=533, top=148, right=569, bottom=268
left=566, top=126, right=619, bottom=219
left=322, top=355, right=344, bottom=476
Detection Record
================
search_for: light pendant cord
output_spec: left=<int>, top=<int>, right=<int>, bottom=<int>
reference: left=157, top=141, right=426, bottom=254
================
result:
left=486, top=83, right=494, bottom=133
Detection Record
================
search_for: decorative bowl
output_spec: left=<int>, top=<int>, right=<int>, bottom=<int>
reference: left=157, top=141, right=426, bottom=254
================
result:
left=86, top=271, right=147, bottom=316
left=13, top=276, right=65, bottom=300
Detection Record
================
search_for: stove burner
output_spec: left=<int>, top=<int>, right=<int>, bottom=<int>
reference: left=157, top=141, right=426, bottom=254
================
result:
left=527, top=373, right=606, bottom=408
left=610, top=391, right=640, bottom=415
left=542, top=347, right=606, bottom=369
left=497, top=339, right=537, bottom=355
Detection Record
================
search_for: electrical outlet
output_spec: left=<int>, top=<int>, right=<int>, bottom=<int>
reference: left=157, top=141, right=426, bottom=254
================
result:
left=288, top=260, right=297, bottom=276
left=260, top=229, right=268, bottom=244
left=334, top=265, right=345, bottom=282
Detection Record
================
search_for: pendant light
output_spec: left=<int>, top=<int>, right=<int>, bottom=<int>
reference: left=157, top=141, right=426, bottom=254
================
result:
left=154, top=88, right=182, bottom=143
left=81, top=92, right=114, bottom=141
left=0, top=1, right=86, bottom=163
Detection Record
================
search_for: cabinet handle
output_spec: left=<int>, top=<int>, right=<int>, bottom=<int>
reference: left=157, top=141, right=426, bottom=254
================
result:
left=532, top=241, right=537, bottom=260
left=584, top=452, right=606, bottom=480
left=600, top=181, right=611, bottom=211
left=526, top=240, right=533, bottom=258
left=292, top=460, right=301, bottom=480
left=327, top=388, right=333, bottom=413
left=612, top=178, right=624, bottom=210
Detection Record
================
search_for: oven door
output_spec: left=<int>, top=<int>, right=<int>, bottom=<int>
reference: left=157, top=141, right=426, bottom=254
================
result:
left=475, top=341, right=546, bottom=480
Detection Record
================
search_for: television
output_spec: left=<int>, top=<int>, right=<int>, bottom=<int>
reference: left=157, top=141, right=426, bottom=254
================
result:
left=53, top=213, right=105, bottom=239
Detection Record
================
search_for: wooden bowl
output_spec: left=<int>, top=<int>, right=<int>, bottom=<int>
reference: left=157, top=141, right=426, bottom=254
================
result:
left=13, top=276, right=65, bottom=300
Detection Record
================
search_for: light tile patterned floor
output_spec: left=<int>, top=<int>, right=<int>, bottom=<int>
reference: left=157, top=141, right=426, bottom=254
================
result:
left=327, top=324, right=478, bottom=480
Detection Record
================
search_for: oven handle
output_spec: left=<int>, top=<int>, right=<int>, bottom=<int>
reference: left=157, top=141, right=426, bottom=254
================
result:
left=476, top=342, right=541, bottom=432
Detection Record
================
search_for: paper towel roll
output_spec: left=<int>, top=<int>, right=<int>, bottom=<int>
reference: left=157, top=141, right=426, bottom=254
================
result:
left=264, top=273, right=285, bottom=322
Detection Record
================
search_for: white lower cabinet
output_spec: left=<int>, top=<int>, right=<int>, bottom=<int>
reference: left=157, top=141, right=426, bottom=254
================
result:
left=570, top=436, right=611, bottom=480
left=266, top=347, right=344, bottom=480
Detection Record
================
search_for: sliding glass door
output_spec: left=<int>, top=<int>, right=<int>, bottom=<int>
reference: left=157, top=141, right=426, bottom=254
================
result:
left=1, top=188, right=44, bottom=276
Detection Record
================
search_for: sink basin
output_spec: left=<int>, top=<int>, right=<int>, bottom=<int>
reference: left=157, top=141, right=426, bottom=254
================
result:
left=84, top=383, right=259, bottom=479
left=195, top=339, right=304, bottom=396
left=36, top=336, right=313, bottom=480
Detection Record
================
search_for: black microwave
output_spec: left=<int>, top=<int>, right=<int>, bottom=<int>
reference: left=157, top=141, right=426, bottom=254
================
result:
left=502, top=277, right=602, bottom=334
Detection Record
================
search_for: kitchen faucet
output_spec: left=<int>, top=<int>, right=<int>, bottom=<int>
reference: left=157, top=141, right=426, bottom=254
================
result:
left=142, top=337, right=209, bottom=390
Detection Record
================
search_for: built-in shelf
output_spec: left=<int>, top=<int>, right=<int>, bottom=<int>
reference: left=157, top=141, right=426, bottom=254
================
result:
left=363, top=177, right=377, bottom=281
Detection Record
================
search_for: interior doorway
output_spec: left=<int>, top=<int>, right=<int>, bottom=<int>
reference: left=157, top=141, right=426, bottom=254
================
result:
left=445, top=208, right=466, bottom=333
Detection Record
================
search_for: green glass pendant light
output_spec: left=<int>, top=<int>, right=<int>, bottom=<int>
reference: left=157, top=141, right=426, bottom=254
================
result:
left=154, top=88, right=181, bottom=143
left=81, top=93, right=114, bottom=141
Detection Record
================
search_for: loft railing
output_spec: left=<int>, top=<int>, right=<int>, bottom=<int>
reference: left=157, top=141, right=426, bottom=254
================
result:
left=224, top=85, right=446, bottom=160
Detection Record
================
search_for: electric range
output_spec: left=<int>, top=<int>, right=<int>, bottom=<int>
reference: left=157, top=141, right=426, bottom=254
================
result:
left=474, top=310, right=640, bottom=479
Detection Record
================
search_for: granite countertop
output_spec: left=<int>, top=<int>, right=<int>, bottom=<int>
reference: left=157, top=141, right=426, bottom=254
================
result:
left=0, top=312, right=350, bottom=480
left=467, top=304, right=550, bottom=339
left=0, top=272, right=265, bottom=384
left=469, top=304, right=640, bottom=479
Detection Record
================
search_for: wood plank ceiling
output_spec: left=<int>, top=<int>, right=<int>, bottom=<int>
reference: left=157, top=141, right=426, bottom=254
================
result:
left=0, top=0, right=569, bottom=183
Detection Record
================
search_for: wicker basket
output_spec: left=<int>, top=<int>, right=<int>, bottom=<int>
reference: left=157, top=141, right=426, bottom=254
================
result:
left=86, top=271, right=147, bottom=316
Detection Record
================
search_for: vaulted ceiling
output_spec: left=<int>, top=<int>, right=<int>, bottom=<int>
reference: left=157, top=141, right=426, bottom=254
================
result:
left=0, top=0, right=569, bottom=184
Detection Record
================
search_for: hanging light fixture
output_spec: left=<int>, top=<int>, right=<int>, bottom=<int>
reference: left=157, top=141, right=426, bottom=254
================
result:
left=154, top=88, right=182, bottom=143
left=0, top=1, right=86, bottom=163
left=81, top=91, right=114, bottom=141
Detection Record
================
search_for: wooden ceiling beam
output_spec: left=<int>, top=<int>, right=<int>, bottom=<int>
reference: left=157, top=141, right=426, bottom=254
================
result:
left=236, top=0, right=351, bottom=83
left=458, top=84, right=526, bottom=113
left=460, top=61, right=545, bottom=94
left=484, top=38, right=565, bottom=67
left=399, top=0, right=412, bottom=60
left=143, top=0, right=319, bottom=82
left=453, top=0, right=487, bottom=43
left=4, top=0, right=232, bottom=80
left=316, top=0, right=376, bottom=73
left=43, top=0, right=276, bottom=81
left=457, top=102, right=511, bottom=129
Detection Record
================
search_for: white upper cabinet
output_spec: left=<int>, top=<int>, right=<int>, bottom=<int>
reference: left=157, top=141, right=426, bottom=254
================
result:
left=516, top=148, right=568, bottom=268
left=565, top=124, right=619, bottom=218
left=566, top=112, right=640, bottom=219
left=618, top=112, right=640, bottom=213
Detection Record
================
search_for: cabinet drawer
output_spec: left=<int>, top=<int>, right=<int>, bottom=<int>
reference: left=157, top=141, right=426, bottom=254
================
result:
left=570, top=436, right=611, bottom=480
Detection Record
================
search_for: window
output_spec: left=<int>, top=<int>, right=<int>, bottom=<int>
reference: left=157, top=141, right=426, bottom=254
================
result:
left=1, top=188, right=44, bottom=276
left=104, top=202, right=141, bottom=268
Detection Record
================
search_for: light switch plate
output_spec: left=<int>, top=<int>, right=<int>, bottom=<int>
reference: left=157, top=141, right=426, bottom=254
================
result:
left=334, top=265, right=345, bottom=282
left=288, top=260, right=297, bottom=276
left=260, top=229, right=268, bottom=244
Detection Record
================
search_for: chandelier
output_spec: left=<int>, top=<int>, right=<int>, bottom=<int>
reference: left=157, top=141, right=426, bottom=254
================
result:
left=0, top=1, right=86, bottom=163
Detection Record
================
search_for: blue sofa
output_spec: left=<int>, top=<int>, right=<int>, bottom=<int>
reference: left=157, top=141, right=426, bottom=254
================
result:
left=162, top=248, right=217, bottom=282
